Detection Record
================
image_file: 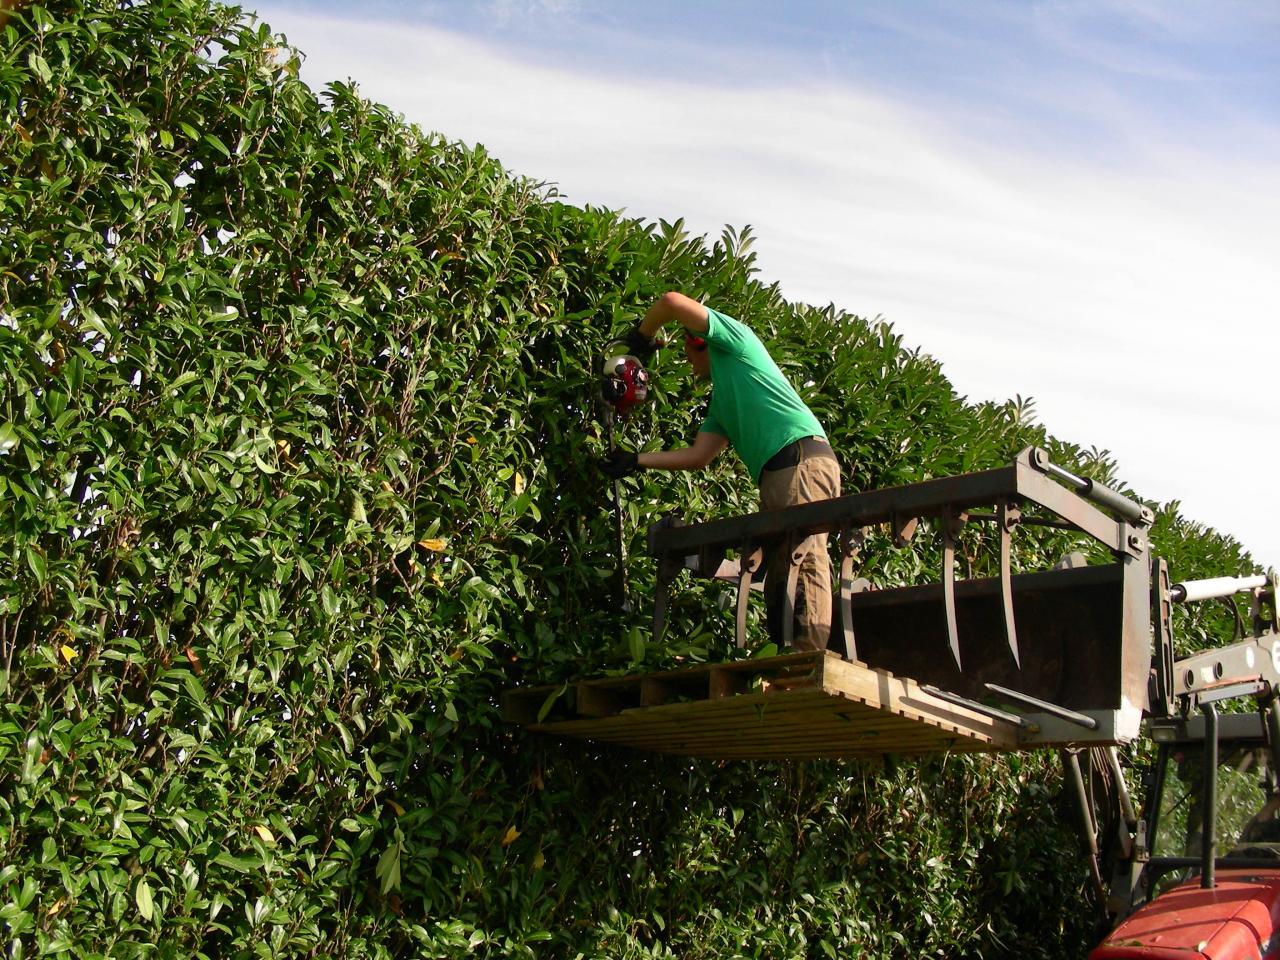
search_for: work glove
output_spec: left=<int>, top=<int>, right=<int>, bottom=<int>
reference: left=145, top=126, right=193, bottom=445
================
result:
left=622, top=324, right=659, bottom=360
left=601, top=449, right=640, bottom=479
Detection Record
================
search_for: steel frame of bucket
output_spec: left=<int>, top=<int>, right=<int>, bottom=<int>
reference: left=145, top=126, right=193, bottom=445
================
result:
left=647, top=446, right=1154, bottom=721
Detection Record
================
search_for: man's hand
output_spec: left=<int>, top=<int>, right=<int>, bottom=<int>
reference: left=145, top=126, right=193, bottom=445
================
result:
left=601, top=449, right=639, bottom=479
left=623, top=324, right=659, bottom=360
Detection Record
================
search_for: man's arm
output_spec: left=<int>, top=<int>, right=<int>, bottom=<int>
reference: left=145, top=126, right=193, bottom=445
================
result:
left=638, top=292, right=710, bottom=339
left=637, top=431, right=728, bottom=471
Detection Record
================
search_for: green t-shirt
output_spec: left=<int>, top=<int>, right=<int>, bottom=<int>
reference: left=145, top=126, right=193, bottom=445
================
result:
left=698, top=307, right=826, bottom=483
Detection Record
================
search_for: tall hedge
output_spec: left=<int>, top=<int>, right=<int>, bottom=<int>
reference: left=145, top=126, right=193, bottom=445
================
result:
left=0, top=2, right=1258, bottom=957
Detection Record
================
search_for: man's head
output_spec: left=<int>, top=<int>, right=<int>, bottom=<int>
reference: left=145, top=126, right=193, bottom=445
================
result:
left=684, top=331, right=711, bottom=379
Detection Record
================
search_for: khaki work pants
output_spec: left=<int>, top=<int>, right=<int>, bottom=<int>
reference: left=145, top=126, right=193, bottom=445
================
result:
left=758, top=450, right=842, bottom=651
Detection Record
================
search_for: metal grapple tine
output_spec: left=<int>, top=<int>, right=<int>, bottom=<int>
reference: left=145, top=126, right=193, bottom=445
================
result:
left=735, top=542, right=756, bottom=649
left=999, top=500, right=1022, bottom=668
left=781, top=534, right=803, bottom=650
left=653, top=570, right=670, bottom=645
left=941, top=507, right=963, bottom=672
left=838, top=526, right=865, bottom=662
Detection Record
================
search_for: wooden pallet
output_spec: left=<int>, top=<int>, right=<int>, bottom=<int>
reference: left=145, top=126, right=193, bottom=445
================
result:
left=502, top=651, right=1022, bottom=760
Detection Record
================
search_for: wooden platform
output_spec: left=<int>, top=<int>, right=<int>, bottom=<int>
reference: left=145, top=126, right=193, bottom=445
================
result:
left=502, top=651, right=1024, bottom=760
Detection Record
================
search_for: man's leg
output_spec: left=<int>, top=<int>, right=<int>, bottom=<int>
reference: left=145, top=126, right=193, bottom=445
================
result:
left=759, top=455, right=841, bottom=650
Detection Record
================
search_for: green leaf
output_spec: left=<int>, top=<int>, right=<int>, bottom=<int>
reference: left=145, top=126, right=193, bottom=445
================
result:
left=536, top=683, right=567, bottom=723
left=28, top=52, right=52, bottom=84
left=375, top=838, right=401, bottom=894
left=25, top=547, right=46, bottom=587
left=203, top=132, right=231, bottom=158
left=165, top=370, right=200, bottom=394
left=0, top=422, right=19, bottom=454
left=135, top=878, right=154, bottom=921
left=213, top=852, right=261, bottom=874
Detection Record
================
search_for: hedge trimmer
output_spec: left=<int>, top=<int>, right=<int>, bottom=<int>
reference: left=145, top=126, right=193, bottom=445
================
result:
left=599, top=341, right=651, bottom=612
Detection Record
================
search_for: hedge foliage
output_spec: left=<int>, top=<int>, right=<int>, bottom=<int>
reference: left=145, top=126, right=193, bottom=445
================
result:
left=0, top=1, right=1258, bottom=957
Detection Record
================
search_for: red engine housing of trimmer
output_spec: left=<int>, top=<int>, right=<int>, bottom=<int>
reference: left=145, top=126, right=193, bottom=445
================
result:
left=601, top=354, right=649, bottom=417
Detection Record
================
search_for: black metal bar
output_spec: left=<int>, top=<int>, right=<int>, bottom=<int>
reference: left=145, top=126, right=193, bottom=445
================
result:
left=1202, top=703, right=1218, bottom=890
left=1145, top=743, right=1171, bottom=857
left=964, top=512, right=1074, bottom=531
left=984, top=683, right=1100, bottom=730
left=648, top=465, right=1021, bottom=557
left=647, top=455, right=1131, bottom=563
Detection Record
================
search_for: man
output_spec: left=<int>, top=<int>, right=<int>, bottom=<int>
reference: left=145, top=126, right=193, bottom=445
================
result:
left=602, top=291, right=841, bottom=651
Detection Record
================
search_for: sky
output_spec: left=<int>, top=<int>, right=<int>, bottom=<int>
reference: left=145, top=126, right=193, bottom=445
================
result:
left=251, top=0, right=1280, bottom=571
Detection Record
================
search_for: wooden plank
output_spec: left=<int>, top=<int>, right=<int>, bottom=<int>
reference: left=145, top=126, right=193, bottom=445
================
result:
left=537, top=716, right=996, bottom=760
left=506, top=651, right=1031, bottom=760
left=502, top=652, right=827, bottom=723
left=525, top=689, right=1018, bottom=760
left=561, top=701, right=997, bottom=746
left=816, top=656, right=1015, bottom=744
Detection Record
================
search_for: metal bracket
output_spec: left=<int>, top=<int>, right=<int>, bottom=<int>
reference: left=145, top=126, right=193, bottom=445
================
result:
left=735, top=542, right=762, bottom=649
left=1149, top=557, right=1174, bottom=717
left=780, top=532, right=805, bottom=649
left=892, top=512, right=919, bottom=547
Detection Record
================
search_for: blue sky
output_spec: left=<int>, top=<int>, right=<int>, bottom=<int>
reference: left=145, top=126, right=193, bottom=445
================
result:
left=253, top=0, right=1280, bottom=569
left=261, top=0, right=1279, bottom=150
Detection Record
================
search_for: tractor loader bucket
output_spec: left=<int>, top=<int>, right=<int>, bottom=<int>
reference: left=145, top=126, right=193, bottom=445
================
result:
left=832, top=562, right=1139, bottom=722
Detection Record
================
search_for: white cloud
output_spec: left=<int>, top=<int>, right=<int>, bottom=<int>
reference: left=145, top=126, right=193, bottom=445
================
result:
left=484, top=0, right=583, bottom=26
left=260, top=6, right=1280, bottom=569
